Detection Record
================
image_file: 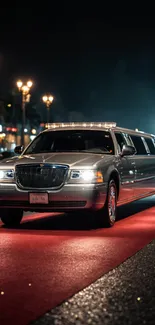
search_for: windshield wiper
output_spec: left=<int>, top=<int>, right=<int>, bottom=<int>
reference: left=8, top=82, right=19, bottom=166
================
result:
left=81, top=150, right=111, bottom=154
left=54, top=150, right=81, bottom=152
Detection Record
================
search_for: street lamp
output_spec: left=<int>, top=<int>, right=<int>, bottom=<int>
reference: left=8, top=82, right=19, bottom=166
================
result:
left=42, top=95, right=54, bottom=124
left=16, top=80, right=33, bottom=147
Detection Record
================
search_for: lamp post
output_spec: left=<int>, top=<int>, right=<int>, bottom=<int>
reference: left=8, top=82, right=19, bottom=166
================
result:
left=42, top=95, right=54, bottom=124
left=16, top=80, right=33, bottom=147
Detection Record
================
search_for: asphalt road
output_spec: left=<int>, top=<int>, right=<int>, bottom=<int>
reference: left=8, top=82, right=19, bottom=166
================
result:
left=0, top=197, right=155, bottom=325
left=33, top=240, right=155, bottom=325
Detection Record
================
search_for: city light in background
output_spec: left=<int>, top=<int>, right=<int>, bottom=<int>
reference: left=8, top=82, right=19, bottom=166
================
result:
left=0, top=79, right=55, bottom=155
left=16, top=80, right=33, bottom=147
left=42, top=95, right=54, bottom=124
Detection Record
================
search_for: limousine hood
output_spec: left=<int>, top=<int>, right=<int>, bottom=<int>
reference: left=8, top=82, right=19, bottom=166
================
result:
left=0, top=152, right=113, bottom=168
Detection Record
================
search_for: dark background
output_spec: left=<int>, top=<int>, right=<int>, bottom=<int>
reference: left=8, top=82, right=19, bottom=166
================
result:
left=0, top=9, right=155, bottom=131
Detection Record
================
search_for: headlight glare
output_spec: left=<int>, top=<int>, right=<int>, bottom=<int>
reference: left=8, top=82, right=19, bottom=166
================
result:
left=70, top=169, right=103, bottom=183
left=81, top=170, right=94, bottom=181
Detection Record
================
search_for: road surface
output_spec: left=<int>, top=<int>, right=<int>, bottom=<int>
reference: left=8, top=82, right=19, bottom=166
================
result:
left=0, top=197, right=155, bottom=325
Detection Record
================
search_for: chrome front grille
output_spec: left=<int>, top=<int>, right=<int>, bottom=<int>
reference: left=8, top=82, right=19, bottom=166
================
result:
left=15, top=164, right=68, bottom=189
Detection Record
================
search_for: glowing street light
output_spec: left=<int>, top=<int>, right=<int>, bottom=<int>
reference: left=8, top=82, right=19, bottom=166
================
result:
left=42, top=94, right=54, bottom=124
left=17, top=80, right=33, bottom=94
left=16, top=80, right=33, bottom=146
left=27, top=80, right=33, bottom=88
left=17, top=80, right=23, bottom=90
left=42, top=96, right=48, bottom=102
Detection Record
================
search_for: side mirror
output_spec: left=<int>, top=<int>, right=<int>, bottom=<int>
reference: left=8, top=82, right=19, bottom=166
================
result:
left=14, top=145, right=24, bottom=155
left=120, top=145, right=136, bottom=157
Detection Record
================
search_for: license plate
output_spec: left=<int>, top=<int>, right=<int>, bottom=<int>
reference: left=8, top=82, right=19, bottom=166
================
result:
left=29, top=193, right=49, bottom=204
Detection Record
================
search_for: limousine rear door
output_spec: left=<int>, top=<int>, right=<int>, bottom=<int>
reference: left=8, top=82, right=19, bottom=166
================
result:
left=129, top=134, right=155, bottom=197
left=140, top=136, right=155, bottom=193
left=114, top=132, right=136, bottom=204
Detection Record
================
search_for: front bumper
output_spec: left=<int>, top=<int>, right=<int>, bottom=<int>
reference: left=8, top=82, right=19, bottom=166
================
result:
left=0, top=182, right=107, bottom=212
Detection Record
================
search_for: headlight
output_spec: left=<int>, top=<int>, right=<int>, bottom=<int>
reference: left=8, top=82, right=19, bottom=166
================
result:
left=0, top=170, right=14, bottom=180
left=70, top=169, right=103, bottom=183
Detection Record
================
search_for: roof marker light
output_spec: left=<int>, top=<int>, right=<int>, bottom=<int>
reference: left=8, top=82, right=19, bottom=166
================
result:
left=46, top=122, right=117, bottom=129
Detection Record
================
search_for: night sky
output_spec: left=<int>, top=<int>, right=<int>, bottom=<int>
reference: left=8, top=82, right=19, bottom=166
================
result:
left=0, top=10, right=155, bottom=132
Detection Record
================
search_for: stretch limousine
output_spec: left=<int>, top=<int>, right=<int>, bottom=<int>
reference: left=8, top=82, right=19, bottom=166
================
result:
left=0, top=122, right=155, bottom=228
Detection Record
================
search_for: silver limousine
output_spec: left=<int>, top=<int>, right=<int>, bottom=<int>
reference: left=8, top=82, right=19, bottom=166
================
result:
left=0, top=122, right=155, bottom=228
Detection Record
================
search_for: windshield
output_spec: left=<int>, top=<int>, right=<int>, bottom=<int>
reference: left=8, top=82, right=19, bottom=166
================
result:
left=24, top=130, right=114, bottom=155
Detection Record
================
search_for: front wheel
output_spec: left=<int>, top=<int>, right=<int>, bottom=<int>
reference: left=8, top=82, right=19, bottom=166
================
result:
left=0, top=209, right=23, bottom=227
left=97, top=179, right=117, bottom=228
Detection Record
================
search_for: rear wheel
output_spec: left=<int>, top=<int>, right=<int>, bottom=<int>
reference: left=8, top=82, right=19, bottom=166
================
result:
left=0, top=209, right=23, bottom=227
left=97, top=179, right=117, bottom=228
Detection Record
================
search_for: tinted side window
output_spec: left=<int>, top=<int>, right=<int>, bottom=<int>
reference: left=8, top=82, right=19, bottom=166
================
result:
left=129, top=135, right=147, bottom=155
left=115, top=133, right=126, bottom=150
left=144, top=137, right=155, bottom=154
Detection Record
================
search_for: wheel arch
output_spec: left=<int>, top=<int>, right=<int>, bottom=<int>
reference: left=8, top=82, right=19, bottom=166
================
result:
left=109, top=169, right=120, bottom=199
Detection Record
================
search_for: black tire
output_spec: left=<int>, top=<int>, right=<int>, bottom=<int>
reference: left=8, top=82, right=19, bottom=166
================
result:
left=0, top=209, right=23, bottom=227
left=97, top=179, right=117, bottom=228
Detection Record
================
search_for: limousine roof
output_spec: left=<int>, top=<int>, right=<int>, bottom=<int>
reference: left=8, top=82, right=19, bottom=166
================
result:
left=44, top=122, right=155, bottom=138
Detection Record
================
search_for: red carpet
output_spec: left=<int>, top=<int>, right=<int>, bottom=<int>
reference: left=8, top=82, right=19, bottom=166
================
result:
left=0, top=198, right=155, bottom=325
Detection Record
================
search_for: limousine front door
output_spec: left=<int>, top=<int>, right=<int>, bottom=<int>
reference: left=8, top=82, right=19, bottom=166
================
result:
left=114, top=131, right=155, bottom=201
left=116, top=155, right=136, bottom=205
left=114, top=132, right=136, bottom=204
